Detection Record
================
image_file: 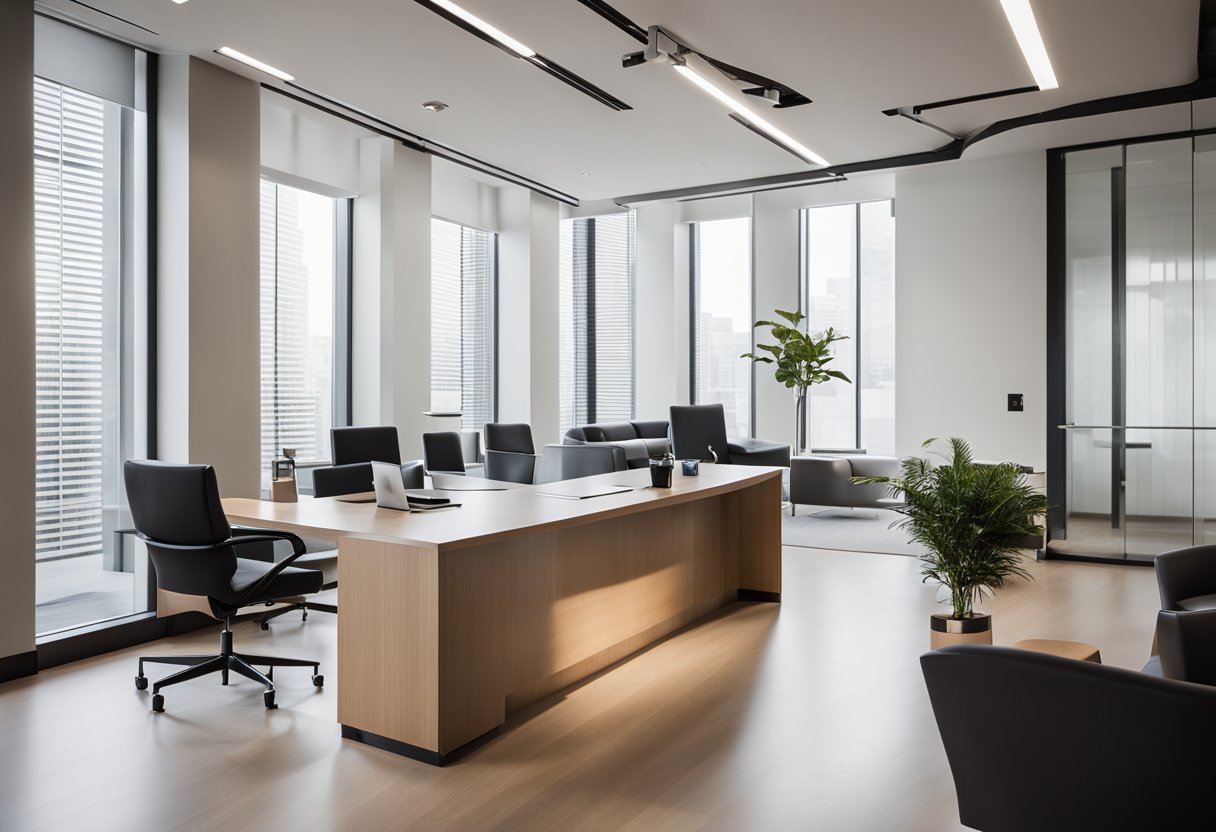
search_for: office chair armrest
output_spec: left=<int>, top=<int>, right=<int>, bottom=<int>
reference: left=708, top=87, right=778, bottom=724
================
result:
left=228, top=525, right=306, bottom=555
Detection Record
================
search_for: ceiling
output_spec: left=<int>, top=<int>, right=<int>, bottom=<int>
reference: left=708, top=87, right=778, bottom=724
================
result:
left=39, top=0, right=1202, bottom=201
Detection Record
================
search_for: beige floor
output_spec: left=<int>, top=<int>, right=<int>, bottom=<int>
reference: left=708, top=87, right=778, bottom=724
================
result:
left=0, top=547, right=1159, bottom=832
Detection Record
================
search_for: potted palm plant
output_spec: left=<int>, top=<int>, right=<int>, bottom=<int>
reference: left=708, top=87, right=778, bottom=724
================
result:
left=741, top=309, right=850, bottom=456
left=854, top=437, right=1048, bottom=647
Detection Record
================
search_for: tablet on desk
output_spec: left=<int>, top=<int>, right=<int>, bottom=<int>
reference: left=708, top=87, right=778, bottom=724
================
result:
left=536, top=482, right=633, bottom=500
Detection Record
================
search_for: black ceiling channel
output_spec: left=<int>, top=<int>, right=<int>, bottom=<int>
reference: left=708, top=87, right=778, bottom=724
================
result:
left=701, top=55, right=811, bottom=109
left=676, top=175, right=846, bottom=204
left=1200, top=0, right=1216, bottom=78
left=883, top=85, right=1041, bottom=117
left=575, top=0, right=648, bottom=44
left=413, top=0, right=630, bottom=112
left=617, top=170, right=846, bottom=206
left=616, top=77, right=1216, bottom=205
left=524, top=55, right=632, bottom=111
left=263, top=83, right=580, bottom=207
left=59, top=0, right=159, bottom=36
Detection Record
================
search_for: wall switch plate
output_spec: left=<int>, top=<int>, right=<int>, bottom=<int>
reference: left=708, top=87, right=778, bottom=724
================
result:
left=1008, top=393, right=1024, bottom=412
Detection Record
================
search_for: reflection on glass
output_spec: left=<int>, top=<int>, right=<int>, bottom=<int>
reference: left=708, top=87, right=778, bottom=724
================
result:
left=805, top=204, right=856, bottom=449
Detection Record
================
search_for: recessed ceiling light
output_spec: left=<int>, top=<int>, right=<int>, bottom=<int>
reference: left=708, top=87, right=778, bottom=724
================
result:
left=425, top=0, right=535, bottom=58
left=171, top=0, right=189, bottom=4
left=672, top=59, right=828, bottom=167
left=421, top=100, right=449, bottom=112
left=998, top=0, right=1058, bottom=90
left=215, top=47, right=294, bottom=82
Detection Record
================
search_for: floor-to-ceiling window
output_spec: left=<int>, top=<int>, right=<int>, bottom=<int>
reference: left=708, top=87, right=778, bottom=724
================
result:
left=691, top=217, right=752, bottom=438
left=259, top=181, right=347, bottom=469
left=801, top=200, right=896, bottom=453
left=559, top=212, right=636, bottom=430
left=431, top=217, right=497, bottom=430
left=34, top=22, right=148, bottom=636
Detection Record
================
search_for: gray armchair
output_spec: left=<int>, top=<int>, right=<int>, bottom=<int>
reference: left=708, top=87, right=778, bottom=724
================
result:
left=535, top=444, right=628, bottom=484
left=668, top=404, right=790, bottom=467
left=563, top=420, right=670, bottom=468
left=788, top=454, right=900, bottom=513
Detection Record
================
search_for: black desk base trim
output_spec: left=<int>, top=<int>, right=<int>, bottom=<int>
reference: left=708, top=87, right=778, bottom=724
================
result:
left=0, top=650, right=38, bottom=684
left=737, top=589, right=780, bottom=603
left=342, top=725, right=451, bottom=766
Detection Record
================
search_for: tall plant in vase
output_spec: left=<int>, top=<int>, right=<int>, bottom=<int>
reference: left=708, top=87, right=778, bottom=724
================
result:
left=742, top=309, right=850, bottom=456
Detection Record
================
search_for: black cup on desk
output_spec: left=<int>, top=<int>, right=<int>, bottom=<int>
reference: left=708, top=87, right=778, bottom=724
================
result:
left=649, top=458, right=674, bottom=488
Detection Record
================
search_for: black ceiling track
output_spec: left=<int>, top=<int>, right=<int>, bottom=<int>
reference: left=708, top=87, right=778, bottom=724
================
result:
left=268, top=83, right=580, bottom=207
left=882, top=84, right=1040, bottom=117
left=413, top=0, right=630, bottom=111
left=576, top=0, right=810, bottom=108
left=615, top=77, right=1216, bottom=205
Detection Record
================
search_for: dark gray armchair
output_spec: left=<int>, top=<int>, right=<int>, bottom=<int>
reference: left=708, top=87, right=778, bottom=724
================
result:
left=1155, top=544, right=1216, bottom=611
left=535, top=443, right=628, bottom=484
left=922, top=644, right=1216, bottom=832
left=668, top=404, right=790, bottom=467
left=563, top=420, right=670, bottom=468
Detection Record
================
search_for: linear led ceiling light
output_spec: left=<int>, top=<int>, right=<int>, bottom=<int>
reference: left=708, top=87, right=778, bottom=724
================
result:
left=998, top=0, right=1058, bottom=90
left=672, top=54, right=828, bottom=167
left=414, top=0, right=630, bottom=110
left=215, top=47, right=294, bottom=81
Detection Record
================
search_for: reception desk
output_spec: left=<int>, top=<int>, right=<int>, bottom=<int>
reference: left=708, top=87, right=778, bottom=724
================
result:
left=223, top=464, right=781, bottom=764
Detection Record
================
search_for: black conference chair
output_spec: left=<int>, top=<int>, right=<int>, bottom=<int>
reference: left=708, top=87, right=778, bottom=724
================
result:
left=921, top=644, right=1216, bottom=831
left=1155, top=608, right=1216, bottom=686
left=311, top=460, right=425, bottom=497
left=124, top=460, right=325, bottom=712
left=331, top=425, right=401, bottom=466
left=484, top=422, right=538, bottom=484
left=1155, top=544, right=1216, bottom=611
left=668, top=404, right=791, bottom=467
left=423, top=431, right=468, bottom=474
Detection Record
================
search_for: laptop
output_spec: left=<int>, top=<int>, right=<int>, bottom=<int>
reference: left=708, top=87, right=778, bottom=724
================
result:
left=372, top=461, right=459, bottom=512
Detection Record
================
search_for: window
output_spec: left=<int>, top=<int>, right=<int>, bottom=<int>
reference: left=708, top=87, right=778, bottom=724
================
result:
left=691, top=217, right=752, bottom=438
left=802, top=200, right=895, bottom=453
left=559, top=212, right=636, bottom=429
left=430, top=218, right=497, bottom=430
left=260, top=180, right=345, bottom=467
left=34, top=74, right=146, bottom=635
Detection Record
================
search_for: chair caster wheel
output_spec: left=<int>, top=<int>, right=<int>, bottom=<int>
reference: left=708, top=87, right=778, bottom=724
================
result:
left=264, top=691, right=277, bottom=709
left=135, top=675, right=148, bottom=691
left=152, top=694, right=164, bottom=712
left=260, top=620, right=270, bottom=631
left=312, top=674, right=324, bottom=688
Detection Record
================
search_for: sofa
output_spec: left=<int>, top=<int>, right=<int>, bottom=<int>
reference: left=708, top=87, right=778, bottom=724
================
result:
left=563, top=420, right=670, bottom=469
left=788, top=453, right=901, bottom=513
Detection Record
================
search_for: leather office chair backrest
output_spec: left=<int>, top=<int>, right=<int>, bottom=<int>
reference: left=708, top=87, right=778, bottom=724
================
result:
left=1157, top=608, right=1216, bottom=685
left=423, top=431, right=466, bottom=474
left=484, top=422, right=535, bottom=454
left=1155, top=544, right=1216, bottom=609
left=124, top=460, right=239, bottom=599
left=669, top=404, right=732, bottom=463
left=331, top=425, right=401, bottom=466
left=312, top=461, right=424, bottom=497
left=922, top=644, right=1216, bottom=832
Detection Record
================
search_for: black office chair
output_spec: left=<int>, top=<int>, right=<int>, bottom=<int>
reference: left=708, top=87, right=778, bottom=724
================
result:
left=423, top=431, right=467, bottom=475
left=668, top=404, right=791, bottom=467
left=311, top=460, right=425, bottom=497
left=484, top=422, right=537, bottom=484
left=1156, top=608, right=1216, bottom=685
left=331, top=425, right=401, bottom=466
left=922, top=644, right=1216, bottom=831
left=124, top=460, right=325, bottom=712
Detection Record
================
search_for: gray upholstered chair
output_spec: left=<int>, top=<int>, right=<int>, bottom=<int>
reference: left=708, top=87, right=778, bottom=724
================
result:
left=423, top=431, right=486, bottom=477
left=124, top=460, right=325, bottom=712
left=484, top=422, right=538, bottom=484
left=788, top=454, right=901, bottom=514
left=668, top=404, right=790, bottom=467
left=922, top=644, right=1216, bottom=831
left=563, top=420, right=670, bottom=468
left=1155, top=545, right=1216, bottom=611
left=535, top=443, right=628, bottom=484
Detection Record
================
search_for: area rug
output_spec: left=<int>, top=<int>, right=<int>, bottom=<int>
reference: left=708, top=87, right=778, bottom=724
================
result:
left=781, top=507, right=928, bottom=557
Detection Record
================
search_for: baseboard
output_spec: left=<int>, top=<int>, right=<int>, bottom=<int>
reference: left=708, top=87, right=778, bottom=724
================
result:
left=0, top=650, right=38, bottom=684
left=737, top=589, right=781, bottom=603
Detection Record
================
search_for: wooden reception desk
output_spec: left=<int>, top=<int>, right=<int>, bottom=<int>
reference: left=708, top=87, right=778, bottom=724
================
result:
left=223, top=464, right=782, bottom=764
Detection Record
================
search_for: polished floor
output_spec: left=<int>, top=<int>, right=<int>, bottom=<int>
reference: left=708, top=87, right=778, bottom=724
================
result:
left=0, top=546, right=1159, bottom=832
left=35, top=555, right=135, bottom=635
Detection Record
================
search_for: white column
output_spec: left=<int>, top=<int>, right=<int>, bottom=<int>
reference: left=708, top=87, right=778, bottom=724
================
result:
left=634, top=203, right=681, bottom=420
left=752, top=191, right=802, bottom=445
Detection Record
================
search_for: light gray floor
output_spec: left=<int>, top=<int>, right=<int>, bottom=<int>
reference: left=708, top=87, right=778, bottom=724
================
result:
left=782, top=506, right=927, bottom=556
left=35, top=555, right=136, bottom=635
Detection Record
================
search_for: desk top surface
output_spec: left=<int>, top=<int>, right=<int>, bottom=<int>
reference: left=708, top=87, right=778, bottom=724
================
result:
left=223, top=465, right=780, bottom=551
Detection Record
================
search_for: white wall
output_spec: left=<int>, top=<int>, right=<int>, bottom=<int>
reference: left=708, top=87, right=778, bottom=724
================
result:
left=260, top=97, right=363, bottom=197
left=0, top=0, right=35, bottom=668
left=894, top=153, right=1047, bottom=469
left=634, top=203, right=681, bottom=421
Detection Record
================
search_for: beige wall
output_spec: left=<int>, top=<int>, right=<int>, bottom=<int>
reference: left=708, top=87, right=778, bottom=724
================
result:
left=0, top=0, right=35, bottom=665
left=158, top=56, right=262, bottom=497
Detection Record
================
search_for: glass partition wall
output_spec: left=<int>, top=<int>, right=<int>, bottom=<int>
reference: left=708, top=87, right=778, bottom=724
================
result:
left=1050, top=133, right=1216, bottom=561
